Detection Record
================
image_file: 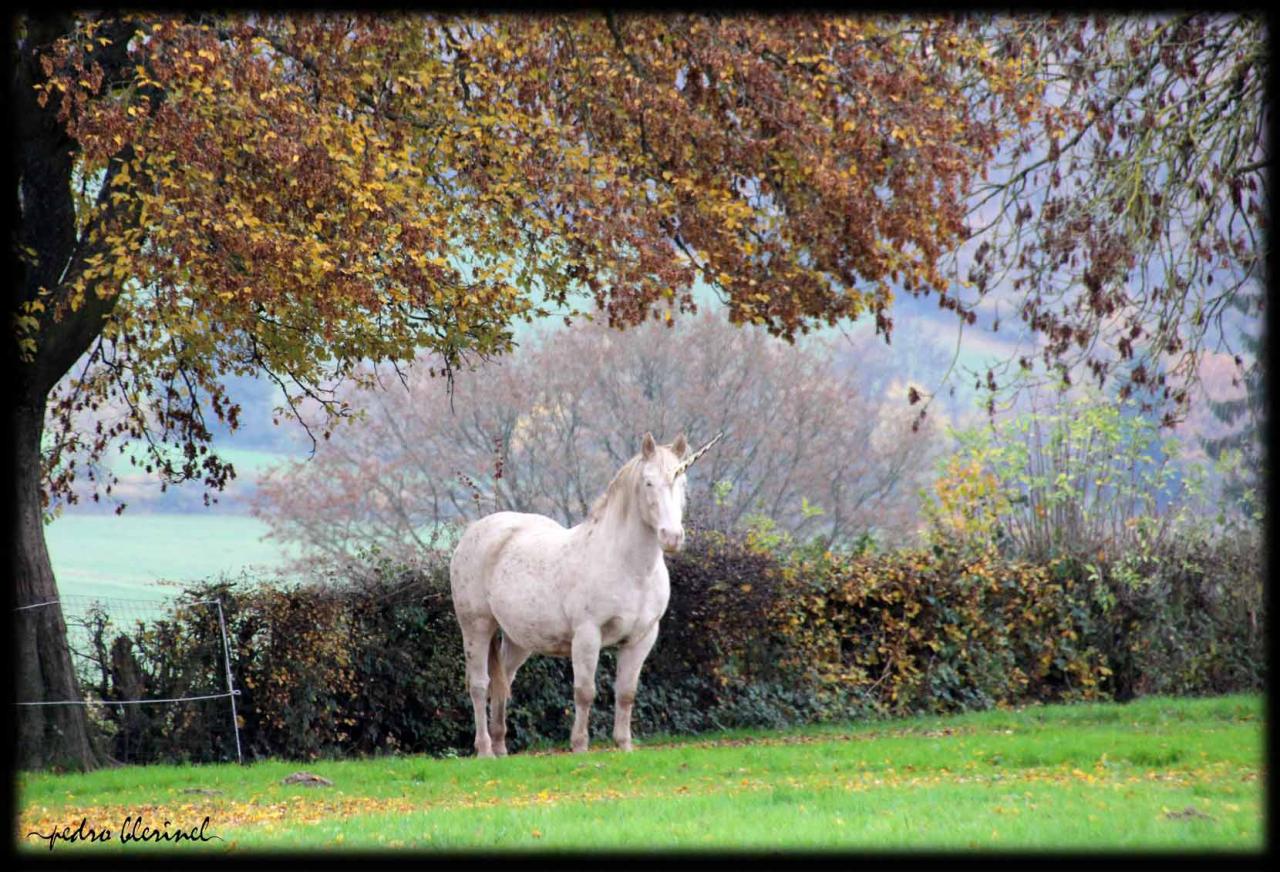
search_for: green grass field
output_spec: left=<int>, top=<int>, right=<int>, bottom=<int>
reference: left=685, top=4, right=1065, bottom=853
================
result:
left=16, top=694, right=1263, bottom=854
left=44, top=512, right=297, bottom=603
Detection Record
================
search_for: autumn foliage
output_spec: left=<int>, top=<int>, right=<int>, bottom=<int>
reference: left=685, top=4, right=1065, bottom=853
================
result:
left=955, top=15, right=1267, bottom=418
left=774, top=549, right=1111, bottom=712
left=13, top=12, right=1041, bottom=769
left=16, top=13, right=1265, bottom=772
left=22, top=14, right=1037, bottom=513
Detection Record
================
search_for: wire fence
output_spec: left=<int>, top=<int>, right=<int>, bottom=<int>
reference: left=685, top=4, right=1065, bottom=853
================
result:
left=13, top=594, right=243, bottom=764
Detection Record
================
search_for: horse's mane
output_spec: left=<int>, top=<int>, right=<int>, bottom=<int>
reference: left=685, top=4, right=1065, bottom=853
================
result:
left=587, top=454, right=643, bottom=524
left=586, top=446, right=686, bottom=524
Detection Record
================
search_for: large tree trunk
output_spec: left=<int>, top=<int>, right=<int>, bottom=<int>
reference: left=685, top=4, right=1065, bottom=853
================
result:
left=12, top=399, right=98, bottom=771
left=10, top=14, right=102, bottom=772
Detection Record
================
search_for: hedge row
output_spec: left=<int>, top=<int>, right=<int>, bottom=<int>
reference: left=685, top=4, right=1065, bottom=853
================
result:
left=74, top=525, right=1264, bottom=764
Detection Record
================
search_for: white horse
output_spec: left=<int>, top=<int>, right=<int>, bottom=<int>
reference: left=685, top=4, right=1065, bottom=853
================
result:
left=449, top=431, right=722, bottom=757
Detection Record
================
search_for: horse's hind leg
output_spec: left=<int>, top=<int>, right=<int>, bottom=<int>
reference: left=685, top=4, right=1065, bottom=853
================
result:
left=613, top=623, right=658, bottom=752
left=488, top=636, right=530, bottom=757
left=459, top=617, right=499, bottom=758
left=570, top=624, right=602, bottom=753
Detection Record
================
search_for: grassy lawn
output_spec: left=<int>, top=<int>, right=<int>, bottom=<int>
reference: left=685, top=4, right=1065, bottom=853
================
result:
left=16, top=694, right=1263, bottom=854
left=45, top=512, right=297, bottom=603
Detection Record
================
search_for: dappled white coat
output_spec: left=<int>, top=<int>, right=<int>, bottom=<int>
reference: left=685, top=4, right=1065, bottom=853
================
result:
left=450, top=433, right=691, bottom=757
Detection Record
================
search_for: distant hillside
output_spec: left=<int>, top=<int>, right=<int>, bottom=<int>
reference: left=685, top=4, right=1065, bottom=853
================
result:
left=45, top=513, right=299, bottom=602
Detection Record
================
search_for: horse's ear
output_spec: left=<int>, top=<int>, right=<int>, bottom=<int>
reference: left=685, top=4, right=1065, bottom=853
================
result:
left=641, top=432, right=657, bottom=458
left=671, top=433, right=688, bottom=458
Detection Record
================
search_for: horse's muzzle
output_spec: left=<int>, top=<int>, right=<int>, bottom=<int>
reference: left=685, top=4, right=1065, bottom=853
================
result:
left=658, top=527, right=685, bottom=553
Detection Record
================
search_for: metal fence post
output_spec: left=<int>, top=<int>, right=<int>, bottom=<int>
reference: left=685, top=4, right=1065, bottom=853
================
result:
left=214, top=599, right=244, bottom=765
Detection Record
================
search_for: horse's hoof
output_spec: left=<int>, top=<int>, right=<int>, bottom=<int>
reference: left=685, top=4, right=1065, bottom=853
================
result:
left=616, top=741, right=634, bottom=752
left=476, top=748, right=496, bottom=759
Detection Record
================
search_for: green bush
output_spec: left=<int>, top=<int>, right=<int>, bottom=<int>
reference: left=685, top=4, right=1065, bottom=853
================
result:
left=75, top=531, right=803, bottom=762
left=775, top=548, right=1110, bottom=715
left=74, top=522, right=1263, bottom=765
left=73, top=596, right=249, bottom=764
left=1065, top=522, right=1265, bottom=701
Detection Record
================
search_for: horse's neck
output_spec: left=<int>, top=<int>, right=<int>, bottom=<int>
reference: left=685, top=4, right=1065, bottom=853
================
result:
left=577, top=499, right=662, bottom=577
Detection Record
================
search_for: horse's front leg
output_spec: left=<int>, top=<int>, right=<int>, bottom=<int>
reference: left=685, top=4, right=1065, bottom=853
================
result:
left=569, top=624, right=602, bottom=753
left=613, top=623, right=658, bottom=752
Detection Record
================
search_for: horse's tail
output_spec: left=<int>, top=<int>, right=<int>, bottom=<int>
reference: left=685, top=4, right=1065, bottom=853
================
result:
left=488, top=632, right=509, bottom=704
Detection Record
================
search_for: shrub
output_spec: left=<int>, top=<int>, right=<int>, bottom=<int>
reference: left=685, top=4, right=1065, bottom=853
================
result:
left=1065, top=521, right=1265, bottom=701
left=774, top=548, right=1112, bottom=716
left=73, top=523, right=1263, bottom=765
left=926, top=381, right=1216, bottom=563
left=75, top=531, right=805, bottom=762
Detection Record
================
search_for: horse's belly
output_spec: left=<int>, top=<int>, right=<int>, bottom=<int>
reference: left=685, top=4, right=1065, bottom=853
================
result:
left=491, top=607, right=573, bottom=655
left=481, top=529, right=670, bottom=655
left=491, top=584, right=665, bottom=655
left=486, top=551, right=575, bottom=654
left=497, top=609, right=655, bottom=655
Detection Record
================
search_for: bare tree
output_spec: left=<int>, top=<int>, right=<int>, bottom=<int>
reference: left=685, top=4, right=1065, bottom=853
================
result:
left=931, top=14, right=1268, bottom=423
left=252, top=313, right=945, bottom=569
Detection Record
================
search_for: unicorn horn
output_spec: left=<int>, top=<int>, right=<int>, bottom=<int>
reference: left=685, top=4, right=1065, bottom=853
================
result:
left=674, top=431, right=725, bottom=479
